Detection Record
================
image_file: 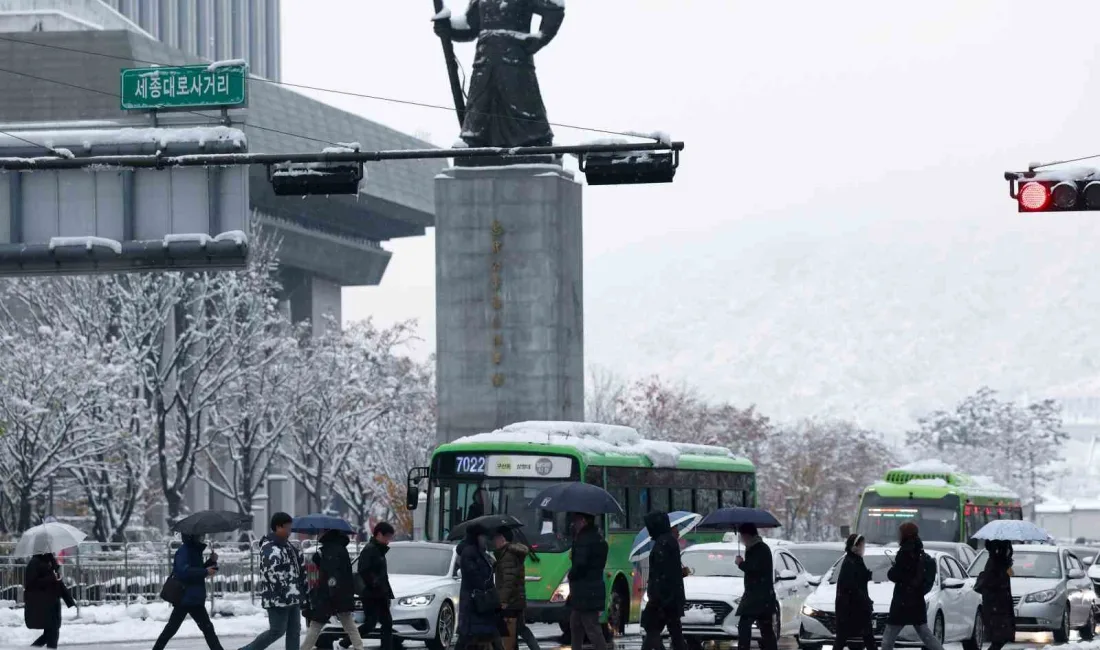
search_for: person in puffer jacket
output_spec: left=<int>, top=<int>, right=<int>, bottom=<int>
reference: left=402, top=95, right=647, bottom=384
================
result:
left=240, top=512, right=308, bottom=650
left=493, top=527, right=542, bottom=650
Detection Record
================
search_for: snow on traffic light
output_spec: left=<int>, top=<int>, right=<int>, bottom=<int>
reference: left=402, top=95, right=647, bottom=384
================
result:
left=1006, top=169, right=1100, bottom=212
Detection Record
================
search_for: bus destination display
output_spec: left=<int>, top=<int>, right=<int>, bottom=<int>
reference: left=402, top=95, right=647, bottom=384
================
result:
left=454, top=455, right=488, bottom=474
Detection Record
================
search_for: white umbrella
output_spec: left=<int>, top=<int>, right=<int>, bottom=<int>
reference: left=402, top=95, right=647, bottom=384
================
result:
left=14, top=522, right=86, bottom=557
left=971, top=519, right=1052, bottom=543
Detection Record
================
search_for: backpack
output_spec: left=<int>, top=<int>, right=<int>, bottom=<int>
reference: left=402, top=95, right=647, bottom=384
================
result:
left=920, top=553, right=936, bottom=595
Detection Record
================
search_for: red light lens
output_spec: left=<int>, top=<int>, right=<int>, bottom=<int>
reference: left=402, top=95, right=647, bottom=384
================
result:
left=1019, top=182, right=1050, bottom=210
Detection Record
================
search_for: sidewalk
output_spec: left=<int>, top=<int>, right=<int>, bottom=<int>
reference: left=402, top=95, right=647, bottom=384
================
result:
left=0, top=600, right=269, bottom=646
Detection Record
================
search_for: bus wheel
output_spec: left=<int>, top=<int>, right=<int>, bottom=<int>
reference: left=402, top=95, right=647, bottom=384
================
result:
left=603, top=586, right=628, bottom=640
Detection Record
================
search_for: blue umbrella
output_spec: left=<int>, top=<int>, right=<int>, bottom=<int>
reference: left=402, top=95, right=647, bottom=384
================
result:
left=628, top=511, right=702, bottom=562
left=972, top=519, right=1051, bottom=543
left=697, top=507, right=781, bottom=530
left=291, top=513, right=354, bottom=534
left=528, top=482, right=624, bottom=515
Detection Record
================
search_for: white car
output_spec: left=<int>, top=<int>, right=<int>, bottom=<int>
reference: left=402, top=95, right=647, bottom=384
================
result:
left=799, top=548, right=981, bottom=650
left=319, top=542, right=459, bottom=650
left=662, top=542, right=816, bottom=646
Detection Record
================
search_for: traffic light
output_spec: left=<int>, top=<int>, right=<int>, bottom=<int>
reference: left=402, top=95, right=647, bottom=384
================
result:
left=1012, top=179, right=1100, bottom=212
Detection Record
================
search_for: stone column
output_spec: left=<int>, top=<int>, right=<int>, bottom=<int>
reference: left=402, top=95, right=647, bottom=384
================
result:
left=434, top=164, right=584, bottom=443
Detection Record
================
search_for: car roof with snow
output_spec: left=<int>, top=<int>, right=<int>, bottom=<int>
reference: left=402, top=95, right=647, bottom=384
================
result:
left=685, top=542, right=789, bottom=554
left=389, top=541, right=456, bottom=551
left=437, top=421, right=754, bottom=471
left=786, top=542, right=847, bottom=550
left=1009, top=544, right=1060, bottom=553
left=861, top=546, right=948, bottom=558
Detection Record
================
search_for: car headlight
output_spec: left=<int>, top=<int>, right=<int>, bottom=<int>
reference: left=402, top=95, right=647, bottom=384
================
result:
left=1024, top=589, right=1058, bottom=604
left=802, top=605, right=817, bottom=616
left=398, top=594, right=435, bottom=607
left=551, top=578, right=570, bottom=603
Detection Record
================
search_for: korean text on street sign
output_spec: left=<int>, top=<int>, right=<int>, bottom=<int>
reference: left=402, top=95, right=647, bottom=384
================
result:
left=120, top=64, right=247, bottom=111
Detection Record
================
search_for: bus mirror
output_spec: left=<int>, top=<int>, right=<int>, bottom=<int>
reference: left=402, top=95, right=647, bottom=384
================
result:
left=406, top=486, right=419, bottom=511
left=840, top=525, right=851, bottom=538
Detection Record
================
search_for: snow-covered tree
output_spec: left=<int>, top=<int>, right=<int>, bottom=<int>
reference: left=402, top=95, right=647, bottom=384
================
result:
left=283, top=319, right=419, bottom=513
left=330, top=355, right=435, bottom=535
left=0, top=325, right=133, bottom=531
left=197, top=238, right=303, bottom=515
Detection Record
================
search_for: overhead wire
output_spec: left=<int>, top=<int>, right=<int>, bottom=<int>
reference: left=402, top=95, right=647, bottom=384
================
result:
left=0, top=33, right=660, bottom=142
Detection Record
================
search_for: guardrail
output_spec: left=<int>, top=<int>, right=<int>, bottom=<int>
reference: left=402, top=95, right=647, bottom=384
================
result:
left=0, top=539, right=366, bottom=608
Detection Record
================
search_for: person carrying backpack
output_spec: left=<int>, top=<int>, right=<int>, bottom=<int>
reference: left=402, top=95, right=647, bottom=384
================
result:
left=881, top=523, right=943, bottom=650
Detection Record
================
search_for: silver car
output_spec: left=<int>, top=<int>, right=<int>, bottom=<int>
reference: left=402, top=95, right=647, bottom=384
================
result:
left=967, top=544, right=1096, bottom=643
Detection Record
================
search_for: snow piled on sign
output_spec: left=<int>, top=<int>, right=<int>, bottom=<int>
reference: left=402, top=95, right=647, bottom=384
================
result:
left=206, top=58, right=248, bottom=72
left=453, top=421, right=737, bottom=468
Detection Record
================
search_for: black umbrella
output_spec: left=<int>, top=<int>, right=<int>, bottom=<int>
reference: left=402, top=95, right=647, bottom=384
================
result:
left=172, top=510, right=253, bottom=536
left=447, top=514, right=524, bottom=541
left=697, top=507, right=781, bottom=530
left=528, top=482, right=624, bottom=515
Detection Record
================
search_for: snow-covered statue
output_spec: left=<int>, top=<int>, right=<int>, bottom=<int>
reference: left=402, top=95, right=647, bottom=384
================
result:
left=433, top=0, right=565, bottom=151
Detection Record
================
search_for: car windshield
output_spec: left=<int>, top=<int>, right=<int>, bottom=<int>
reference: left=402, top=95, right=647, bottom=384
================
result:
left=384, top=546, right=453, bottom=576
left=967, top=550, right=1062, bottom=579
left=682, top=549, right=745, bottom=578
left=829, top=554, right=893, bottom=584
left=788, top=548, right=844, bottom=576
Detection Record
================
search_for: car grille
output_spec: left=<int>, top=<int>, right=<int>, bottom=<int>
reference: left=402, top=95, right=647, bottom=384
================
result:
left=809, top=611, right=888, bottom=636
left=1012, top=596, right=1021, bottom=606
left=684, top=600, right=733, bottom=624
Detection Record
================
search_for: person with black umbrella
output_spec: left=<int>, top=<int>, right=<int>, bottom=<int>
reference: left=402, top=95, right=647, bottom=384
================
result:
left=152, top=534, right=224, bottom=650
left=568, top=513, right=608, bottom=650
left=734, top=523, right=778, bottom=650
left=301, top=529, right=364, bottom=650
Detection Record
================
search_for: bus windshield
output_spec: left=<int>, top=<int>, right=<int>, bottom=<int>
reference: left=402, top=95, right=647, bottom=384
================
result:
left=428, top=477, right=572, bottom=552
left=856, top=493, right=961, bottom=544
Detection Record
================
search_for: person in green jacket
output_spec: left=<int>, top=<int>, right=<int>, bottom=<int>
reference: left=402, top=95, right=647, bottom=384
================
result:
left=734, top=523, right=778, bottom=650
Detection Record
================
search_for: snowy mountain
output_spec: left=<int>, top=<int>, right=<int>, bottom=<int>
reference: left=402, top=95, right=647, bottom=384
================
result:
left=584, top=210, right=1100, bottom=436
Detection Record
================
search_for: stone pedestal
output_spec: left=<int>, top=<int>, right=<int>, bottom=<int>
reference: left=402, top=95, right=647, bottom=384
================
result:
left=435, top=164, right=584, bottom=443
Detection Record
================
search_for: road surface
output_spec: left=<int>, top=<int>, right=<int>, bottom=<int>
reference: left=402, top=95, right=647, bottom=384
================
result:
left=52, top=624, right=1061, bottom=650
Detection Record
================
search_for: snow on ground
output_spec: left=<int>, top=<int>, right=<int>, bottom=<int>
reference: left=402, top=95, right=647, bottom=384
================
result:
left=0, top=600, right=267, bottom=646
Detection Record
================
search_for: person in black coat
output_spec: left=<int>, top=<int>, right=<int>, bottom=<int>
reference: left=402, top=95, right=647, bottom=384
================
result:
left=301, top=530, right=364, bottom=650
left=356, top=521, right=396, bottom=650
left=24, top=553, right=73, bottom=649
left=734, top=523, right=777, bottom=650
left=641, top=512, right=688, bottom=650
left=881, top=523, right=943, bottom=650
left=454, top=526, right=504, bottom=650
left=568, top=513, right=608, bottom=650
left=974, top=540, right=1015, bottom=650
left=834, top=534, right=876, bottom=650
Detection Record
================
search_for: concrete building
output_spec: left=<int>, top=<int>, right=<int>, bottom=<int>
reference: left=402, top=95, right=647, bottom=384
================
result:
left=0, top=28, right=442, bottom=534
left=0, top=0, right=281, bottom=80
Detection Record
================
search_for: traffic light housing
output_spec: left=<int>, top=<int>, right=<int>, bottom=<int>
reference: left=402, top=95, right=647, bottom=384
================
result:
left=1011, top=178, right=1100, bottom=212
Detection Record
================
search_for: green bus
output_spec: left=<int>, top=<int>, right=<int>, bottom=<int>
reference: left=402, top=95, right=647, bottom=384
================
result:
left=853, top=462, right=1023, bottom=546
left=406, top=421, right=755, bottom=635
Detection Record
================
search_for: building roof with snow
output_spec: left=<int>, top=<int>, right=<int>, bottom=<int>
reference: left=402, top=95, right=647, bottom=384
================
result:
left=443, top=421, right=754, bottom=471
left=0, top=29, right=442, bottom=281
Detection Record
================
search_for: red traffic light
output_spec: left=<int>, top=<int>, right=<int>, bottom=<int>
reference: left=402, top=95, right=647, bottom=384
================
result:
left=1019, top=181, right=1050, bottom=211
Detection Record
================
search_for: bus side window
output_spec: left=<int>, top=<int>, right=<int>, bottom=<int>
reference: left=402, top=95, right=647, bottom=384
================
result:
left=696, top=489, right=718, bottom=514
left=719, top=489, right=740, bottom=508
left=672, top=488, right=692, bottom=513
left=629, top=488, right=648, bottom=530
left=650, top=488, right=670, bottom=514
left=608, top=486, right=627, bottom=531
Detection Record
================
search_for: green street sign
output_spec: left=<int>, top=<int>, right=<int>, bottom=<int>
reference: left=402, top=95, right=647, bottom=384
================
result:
left=120, top=64, right=247, bottom=111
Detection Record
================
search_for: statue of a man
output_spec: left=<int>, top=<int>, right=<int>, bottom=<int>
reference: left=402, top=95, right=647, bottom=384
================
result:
left=434, top=0, right=565, bottom=150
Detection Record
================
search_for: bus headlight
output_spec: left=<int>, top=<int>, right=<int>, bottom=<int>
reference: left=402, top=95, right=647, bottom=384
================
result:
left=551, top=578, right=570, bottom=603
left=642, top=591, right=649, bottom=604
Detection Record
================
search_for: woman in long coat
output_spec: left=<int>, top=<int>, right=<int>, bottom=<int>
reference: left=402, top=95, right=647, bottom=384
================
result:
left=455, top=526, right=503, bottom=650
left=24, top=553, right=73, bottom=649
left=974, top=540, right=1015, bottom=650
left=834, top=534, right=876, bottom=650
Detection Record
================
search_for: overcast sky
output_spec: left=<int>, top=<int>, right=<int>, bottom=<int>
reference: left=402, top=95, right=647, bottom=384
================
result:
left=280, top=1, right=1100, bottom=429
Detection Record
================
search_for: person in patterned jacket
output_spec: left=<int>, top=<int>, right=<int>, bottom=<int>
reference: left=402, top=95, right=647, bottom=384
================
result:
left=239, top=513, right=307, bottom=650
